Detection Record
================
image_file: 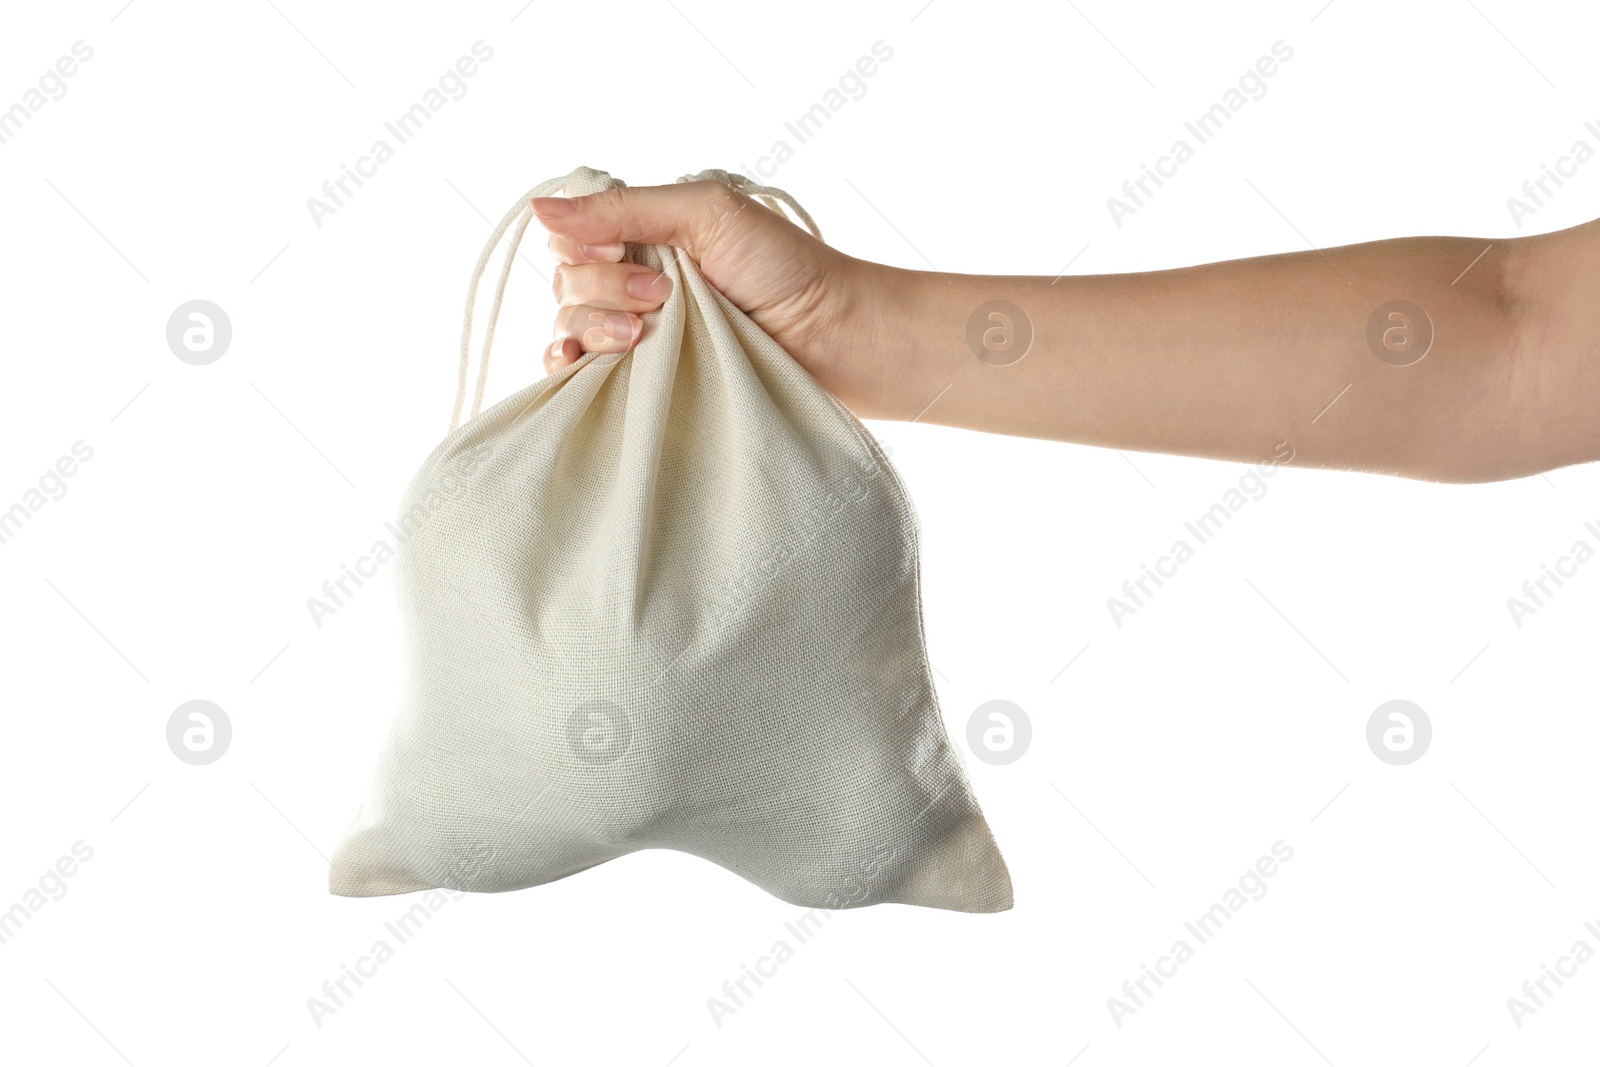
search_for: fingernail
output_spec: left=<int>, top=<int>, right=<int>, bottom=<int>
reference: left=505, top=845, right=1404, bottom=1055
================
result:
left=603, top=313, right=636, bottom=341
left=581, top=242, right=625, bottom=260
left=532, top=196, right=576, bottom=218
left=625, top=272, right=671, bottom=300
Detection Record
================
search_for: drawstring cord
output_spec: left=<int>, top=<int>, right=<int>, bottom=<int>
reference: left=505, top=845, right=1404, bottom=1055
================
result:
left=449, top=168, right=823, bottom=433
left=679, top=168, right=823, bottom=247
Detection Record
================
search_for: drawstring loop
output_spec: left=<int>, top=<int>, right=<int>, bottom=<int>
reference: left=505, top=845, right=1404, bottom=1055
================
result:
left=678, top=168, right=823, bottom=243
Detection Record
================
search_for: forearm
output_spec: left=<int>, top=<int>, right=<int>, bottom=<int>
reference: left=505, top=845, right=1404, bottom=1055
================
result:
left=857, top=230, right=1583, bottom=482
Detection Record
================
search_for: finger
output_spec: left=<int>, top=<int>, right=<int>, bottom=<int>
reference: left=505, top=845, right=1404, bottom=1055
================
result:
left=553, top=262, right=672, bottom=312
left=532, top=180, right=759, bottom=258
left=546, top=232, right=627, bottom=265
left=553, top=304, right=642, bottom=354
left=543, top=337, right=582, bottom=375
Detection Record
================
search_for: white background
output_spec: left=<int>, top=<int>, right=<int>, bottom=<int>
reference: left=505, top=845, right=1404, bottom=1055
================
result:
left=2, top=1, right=1597, bottom=1064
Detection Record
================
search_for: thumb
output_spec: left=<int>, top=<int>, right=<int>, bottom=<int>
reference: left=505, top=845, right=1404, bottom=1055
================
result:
left=531, top=179, right=765, bottom=259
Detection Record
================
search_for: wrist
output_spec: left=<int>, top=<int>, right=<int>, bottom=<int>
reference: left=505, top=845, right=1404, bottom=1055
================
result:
left=851, top=262, right=949, bottom=421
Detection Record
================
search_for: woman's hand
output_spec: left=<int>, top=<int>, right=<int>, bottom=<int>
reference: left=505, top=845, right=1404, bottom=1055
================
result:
left=531, top=179, right=899, bottom=418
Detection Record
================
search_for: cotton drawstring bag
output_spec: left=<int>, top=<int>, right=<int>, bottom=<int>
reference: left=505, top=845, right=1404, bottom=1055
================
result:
left=329, top=166, right=1013, bottom=912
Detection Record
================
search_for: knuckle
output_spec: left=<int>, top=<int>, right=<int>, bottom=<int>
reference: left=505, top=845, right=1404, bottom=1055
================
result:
left=694, top=179, right=741, bottom=211
left=691, top=181, right=747, bottom=244
left=597, top=187, right=630, bottom=228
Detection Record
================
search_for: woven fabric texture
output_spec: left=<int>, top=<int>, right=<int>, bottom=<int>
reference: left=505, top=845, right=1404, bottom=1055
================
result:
left=329, top=166, right=1013, bottom=913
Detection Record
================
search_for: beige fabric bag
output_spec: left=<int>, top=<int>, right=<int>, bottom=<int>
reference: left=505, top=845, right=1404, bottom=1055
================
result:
left=329, top=166, right=1012, bottom=912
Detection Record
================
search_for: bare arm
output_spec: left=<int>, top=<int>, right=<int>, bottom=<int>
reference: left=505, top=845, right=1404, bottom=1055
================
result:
left=533, top=181, right=1599, bottom=483
left=853, top=237, right=1532, bottom=481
